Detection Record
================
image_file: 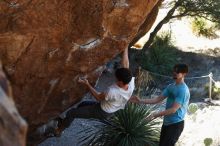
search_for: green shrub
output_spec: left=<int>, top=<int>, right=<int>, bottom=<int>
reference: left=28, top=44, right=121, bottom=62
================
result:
left=213, top=82, right=220, bottom=99
left=188, top=103, right=199, bottom=114
left=204, top=138, right=213, bottom=146
left=78, top=103, right=160, bottom=146
left=140, top=32, right=178, bottom=75
left=191, top=17, right=218, bottom=39
left=205, top=81, right=220, bottom=100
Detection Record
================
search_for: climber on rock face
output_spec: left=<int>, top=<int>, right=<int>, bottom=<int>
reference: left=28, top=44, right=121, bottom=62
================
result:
left=53, top=48, right=135, bottom=136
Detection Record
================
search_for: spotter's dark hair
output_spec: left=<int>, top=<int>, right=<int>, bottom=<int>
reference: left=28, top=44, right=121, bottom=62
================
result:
left=173, top=64, right=188, bottom=74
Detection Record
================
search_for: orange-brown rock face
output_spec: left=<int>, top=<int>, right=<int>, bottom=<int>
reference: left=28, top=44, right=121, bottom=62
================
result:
left=0, top=0, right=160, bottom=131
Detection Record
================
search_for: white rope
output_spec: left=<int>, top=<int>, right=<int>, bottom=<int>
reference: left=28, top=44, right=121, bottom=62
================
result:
left=142, top=70, right=219, bottom=100
left=146, top=71, right=172, bottom=79
left=211, top=78, right=216, bottom=83
left=185, top=75, right=210, bottom=80
left=146, top=70, right=210, bottom=80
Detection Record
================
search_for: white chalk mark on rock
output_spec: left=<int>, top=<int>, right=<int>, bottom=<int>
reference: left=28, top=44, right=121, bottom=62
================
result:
left=79, top=39, right=101, bottom=51
left=47, top=78, right=59, bottom=95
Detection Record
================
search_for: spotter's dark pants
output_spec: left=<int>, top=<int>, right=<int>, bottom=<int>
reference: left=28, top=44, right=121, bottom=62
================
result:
left=159, top=120, right=184, bottom=146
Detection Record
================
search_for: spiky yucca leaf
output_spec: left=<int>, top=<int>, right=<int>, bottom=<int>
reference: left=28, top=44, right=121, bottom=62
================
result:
left=78, top=103, right=160, bottom=146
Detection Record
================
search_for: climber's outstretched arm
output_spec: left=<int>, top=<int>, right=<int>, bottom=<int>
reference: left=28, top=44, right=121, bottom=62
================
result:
left=121, top=48, right=129, bottom=69
left=78, top=77, right=105, bottom=101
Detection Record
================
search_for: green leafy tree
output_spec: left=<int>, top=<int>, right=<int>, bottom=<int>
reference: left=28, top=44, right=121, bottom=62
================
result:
left=139, top=0, right=220, bottom=54
left=191, top=17, right=218, bottom=39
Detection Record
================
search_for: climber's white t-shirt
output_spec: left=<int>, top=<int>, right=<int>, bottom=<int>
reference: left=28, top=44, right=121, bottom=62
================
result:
left=100, top=77, right=135, bottom=113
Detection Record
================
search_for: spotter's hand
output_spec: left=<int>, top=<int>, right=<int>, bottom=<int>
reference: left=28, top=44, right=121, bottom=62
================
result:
left=146, top=112, right=157, bottom=121
left=129, top=96, right=141, bottom=103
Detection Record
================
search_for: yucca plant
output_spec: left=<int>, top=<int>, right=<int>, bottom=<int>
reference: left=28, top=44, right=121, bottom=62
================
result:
left=78, top=103, right=160, bottom=146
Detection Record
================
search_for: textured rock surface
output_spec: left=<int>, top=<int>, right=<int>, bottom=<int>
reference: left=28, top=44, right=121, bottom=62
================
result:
left=0, top=0, right=161, bottom=134
left=0, top=65, right=27, bottom=146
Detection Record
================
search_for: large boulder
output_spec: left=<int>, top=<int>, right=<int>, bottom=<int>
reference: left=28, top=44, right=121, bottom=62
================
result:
left=0, top=0, right=161, bottom=134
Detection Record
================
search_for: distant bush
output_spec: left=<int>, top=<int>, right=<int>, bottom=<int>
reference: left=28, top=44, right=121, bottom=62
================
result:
left=213, top=82, right=220, bottom=99
left=214, top=23, right=220, bottom=30
left=204, top=138, right=213, bottom=146
left=140, top=32, right=178, bottom=75
left=205, top=81, right=220, bottom=100
left=188, top=103, right=198, bottom=114
left=191, top=17, right=219, bottom=39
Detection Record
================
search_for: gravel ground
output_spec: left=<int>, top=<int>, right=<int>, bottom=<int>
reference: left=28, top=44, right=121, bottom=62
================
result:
left=38, top=119, right=95, bottom=146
